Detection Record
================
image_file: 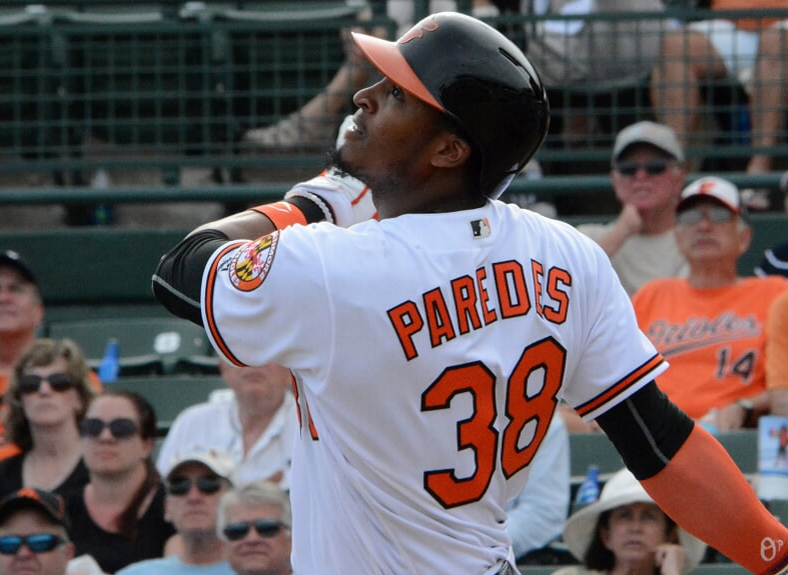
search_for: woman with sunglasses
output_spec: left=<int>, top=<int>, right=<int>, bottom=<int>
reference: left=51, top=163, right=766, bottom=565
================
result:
left=0, top=338, right=96, bottom=500
left=66, top=388, right=175, bottom=574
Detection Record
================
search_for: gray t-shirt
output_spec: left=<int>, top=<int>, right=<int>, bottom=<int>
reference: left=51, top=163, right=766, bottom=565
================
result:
left=577, top=223, right=689, bottom=297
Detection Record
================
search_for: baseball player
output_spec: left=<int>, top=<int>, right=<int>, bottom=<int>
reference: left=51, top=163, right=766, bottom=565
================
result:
left=153, top=12, right=788, bottom=575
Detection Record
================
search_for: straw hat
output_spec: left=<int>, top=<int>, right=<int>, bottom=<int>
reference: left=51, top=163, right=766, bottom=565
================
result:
left=563, top=468, right=706, bottom=572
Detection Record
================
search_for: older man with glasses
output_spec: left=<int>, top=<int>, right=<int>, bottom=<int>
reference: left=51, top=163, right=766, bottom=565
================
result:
left=632, top=176, right=788, bottom=432
left=0, top=488, right=73, bottom=575
left=577, top=121, right=690, bottom=298
left=116, top=448, right=236, bottom=575
left=217, top=482, right=291, bottom=575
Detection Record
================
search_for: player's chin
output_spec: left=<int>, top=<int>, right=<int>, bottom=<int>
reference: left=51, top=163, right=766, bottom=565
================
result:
left=328, top=147, right=363, bottom=181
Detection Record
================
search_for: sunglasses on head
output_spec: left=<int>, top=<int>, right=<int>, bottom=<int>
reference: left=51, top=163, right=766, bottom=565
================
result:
left=167, top=475, right=225, bottom=497
left=676, top=205, right=735, bottom=227
left=0, top=534, right=65, bottom=555
left=614, top=159, right=673, bottom=177
left=17, top=373, right=76, bottom=395
left=80, top=417, right=139, bottom=440
left=223, top=519, right=286, bottom=542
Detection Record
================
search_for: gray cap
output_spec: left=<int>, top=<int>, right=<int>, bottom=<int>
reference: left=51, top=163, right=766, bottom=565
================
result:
left=612, top=121, right=685, bottom=163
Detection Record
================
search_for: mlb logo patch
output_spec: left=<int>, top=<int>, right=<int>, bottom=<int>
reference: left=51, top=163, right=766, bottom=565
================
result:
left=470, top=218, right=491, bottom=239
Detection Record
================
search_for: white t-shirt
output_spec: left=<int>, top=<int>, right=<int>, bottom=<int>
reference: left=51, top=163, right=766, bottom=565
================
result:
left=201, top=200, right=666, bottom=575
left=156, top=392, right=297, bottom=489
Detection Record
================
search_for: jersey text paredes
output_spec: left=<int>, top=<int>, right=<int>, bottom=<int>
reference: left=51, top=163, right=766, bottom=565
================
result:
left=387, top=259, right=572, bottom=360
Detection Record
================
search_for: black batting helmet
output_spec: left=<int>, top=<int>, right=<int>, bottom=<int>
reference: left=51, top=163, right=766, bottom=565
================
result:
left=351, top=11, right=549, bottom=199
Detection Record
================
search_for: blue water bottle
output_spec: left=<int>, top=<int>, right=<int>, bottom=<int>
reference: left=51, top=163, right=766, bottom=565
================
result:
left=98, top=338, right=120, bottom=383
left=574, top=465, right=600, bottom=505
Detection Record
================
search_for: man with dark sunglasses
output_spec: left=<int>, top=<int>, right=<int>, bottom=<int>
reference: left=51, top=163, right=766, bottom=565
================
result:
left=116, top=448, right=235, bottom=575
left=0, top=488, right=73, bottom=575
left=576, top=121, right=689, bottom=298
left=217, top=481, right=291, bottom=575
left=632, top=176, right=788, bottom=432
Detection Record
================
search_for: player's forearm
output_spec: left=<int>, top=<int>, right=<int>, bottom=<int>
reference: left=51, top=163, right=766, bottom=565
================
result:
left=641, top=425, right=788, bottom=575
left=191, top=209, right=278, bottom=242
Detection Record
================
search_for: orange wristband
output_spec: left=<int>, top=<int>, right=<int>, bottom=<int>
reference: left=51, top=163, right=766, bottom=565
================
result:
left=250, top=201, right=308, bottom=229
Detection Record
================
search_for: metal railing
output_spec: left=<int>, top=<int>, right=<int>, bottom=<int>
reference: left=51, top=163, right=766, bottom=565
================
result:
left=0, top=3, right=787, bottom=217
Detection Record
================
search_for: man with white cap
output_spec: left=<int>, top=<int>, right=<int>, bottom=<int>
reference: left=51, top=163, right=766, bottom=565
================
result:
left=556, top=468, right=706, bottom=575
left=116, top=448, right=236, bottom=575
left=577, top=121, right=689, bottom=298
left=632, top=176, right=788, bottom=431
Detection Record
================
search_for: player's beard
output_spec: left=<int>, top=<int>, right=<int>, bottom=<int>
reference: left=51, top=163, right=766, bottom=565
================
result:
left=327, top=146, right=401, bottom=205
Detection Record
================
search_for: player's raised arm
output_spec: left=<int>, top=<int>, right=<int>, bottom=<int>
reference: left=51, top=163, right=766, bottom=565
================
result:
left=151, top=156, right=375, bottom=325
left=597, top=381, right=788, bottom=575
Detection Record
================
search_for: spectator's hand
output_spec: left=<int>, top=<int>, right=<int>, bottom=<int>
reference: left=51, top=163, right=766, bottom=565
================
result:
left=655, top=542, right=686, bottom=575
left=714, top=402, right=748, bottom=432
left=615, top=203, right=643, bottom=238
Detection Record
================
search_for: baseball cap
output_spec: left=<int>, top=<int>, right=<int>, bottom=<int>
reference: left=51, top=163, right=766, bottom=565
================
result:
left=563, top=469, right=706, bottom=572
left=0, top=250, right=37, bottom=286
left=165, top=447, right=235, bottom=483
left=612, top=121, right=684, bottom=163
left=677, top=176, right=746, bottom=217
left=0, top=488, right=69, bottom=531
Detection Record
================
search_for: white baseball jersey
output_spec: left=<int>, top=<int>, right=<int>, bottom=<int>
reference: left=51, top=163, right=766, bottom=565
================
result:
left=200, top=200, right=666, bottom=575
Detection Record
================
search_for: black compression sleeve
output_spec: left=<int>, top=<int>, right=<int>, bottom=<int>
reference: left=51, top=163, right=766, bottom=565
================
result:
left=151, top=229, right=229, bottom=326
left=595, top=382, right=695, bottom=480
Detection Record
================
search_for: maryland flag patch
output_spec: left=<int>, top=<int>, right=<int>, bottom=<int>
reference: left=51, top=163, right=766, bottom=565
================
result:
left=229, top=232, right=279, bottom=292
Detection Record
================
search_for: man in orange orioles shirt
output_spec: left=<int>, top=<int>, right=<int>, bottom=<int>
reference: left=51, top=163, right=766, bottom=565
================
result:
left=633, top=176, right=788, bottom=432
left=153, top=12, right=788, bottom=575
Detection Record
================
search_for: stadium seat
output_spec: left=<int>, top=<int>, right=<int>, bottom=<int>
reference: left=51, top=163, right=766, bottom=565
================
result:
left=47, top=317, right=218, bottom=376
left=569, top=432, right=624, bottom=483
left=104, top=374, right=226, bottom=435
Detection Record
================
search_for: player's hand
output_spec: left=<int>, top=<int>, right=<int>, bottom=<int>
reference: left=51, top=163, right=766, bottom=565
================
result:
left=284, top=168, right=376, bottom=228
left=654, top=542, right=686, bottom=575
left=284, top=115, right=376, bottom=228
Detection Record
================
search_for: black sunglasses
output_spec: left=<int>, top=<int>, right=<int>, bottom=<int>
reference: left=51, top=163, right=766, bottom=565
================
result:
left=0, top=534, right=65, bottom=555
left=17, top=373, right=76, bottom=395
left=676, top=205, right=735, bottom=227
left=223, top=519, right=286, bottom=541
left=614, top=159, right=673, bottom=177
left=167, top=475, right=225, bottom=497
left=80, top=417, right=139, bottom=440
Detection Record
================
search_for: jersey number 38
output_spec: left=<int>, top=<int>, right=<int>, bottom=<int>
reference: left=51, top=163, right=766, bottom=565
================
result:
left=421, top=337, right=565, bottom=509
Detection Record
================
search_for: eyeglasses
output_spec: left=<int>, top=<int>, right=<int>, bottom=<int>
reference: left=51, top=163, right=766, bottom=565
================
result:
left=614, top=160, right=673, bottom=177
left=17, top=373, right=76, bottom=395
left=223, top=520, right=287, bottom=542
left=80, top=417, right=139, bottom=440
left=0, top=534, right=65, bottom=555
left=167, top=476, right=225, bottom=497
left=676, top=205, right=735, bottom=227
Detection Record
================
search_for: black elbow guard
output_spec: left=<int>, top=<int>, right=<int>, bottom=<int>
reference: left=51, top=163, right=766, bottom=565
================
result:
left=151, top=229, right=229, bottom=326
left=596, top=382, right=695, bottom=480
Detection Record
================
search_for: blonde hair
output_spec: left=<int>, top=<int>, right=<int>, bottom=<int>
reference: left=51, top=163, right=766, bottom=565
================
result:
left=4, top=338, right=95, bottom=451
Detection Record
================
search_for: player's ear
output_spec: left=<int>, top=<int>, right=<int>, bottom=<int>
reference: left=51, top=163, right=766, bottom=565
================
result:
left=431, top=133, right=472, bottom=170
